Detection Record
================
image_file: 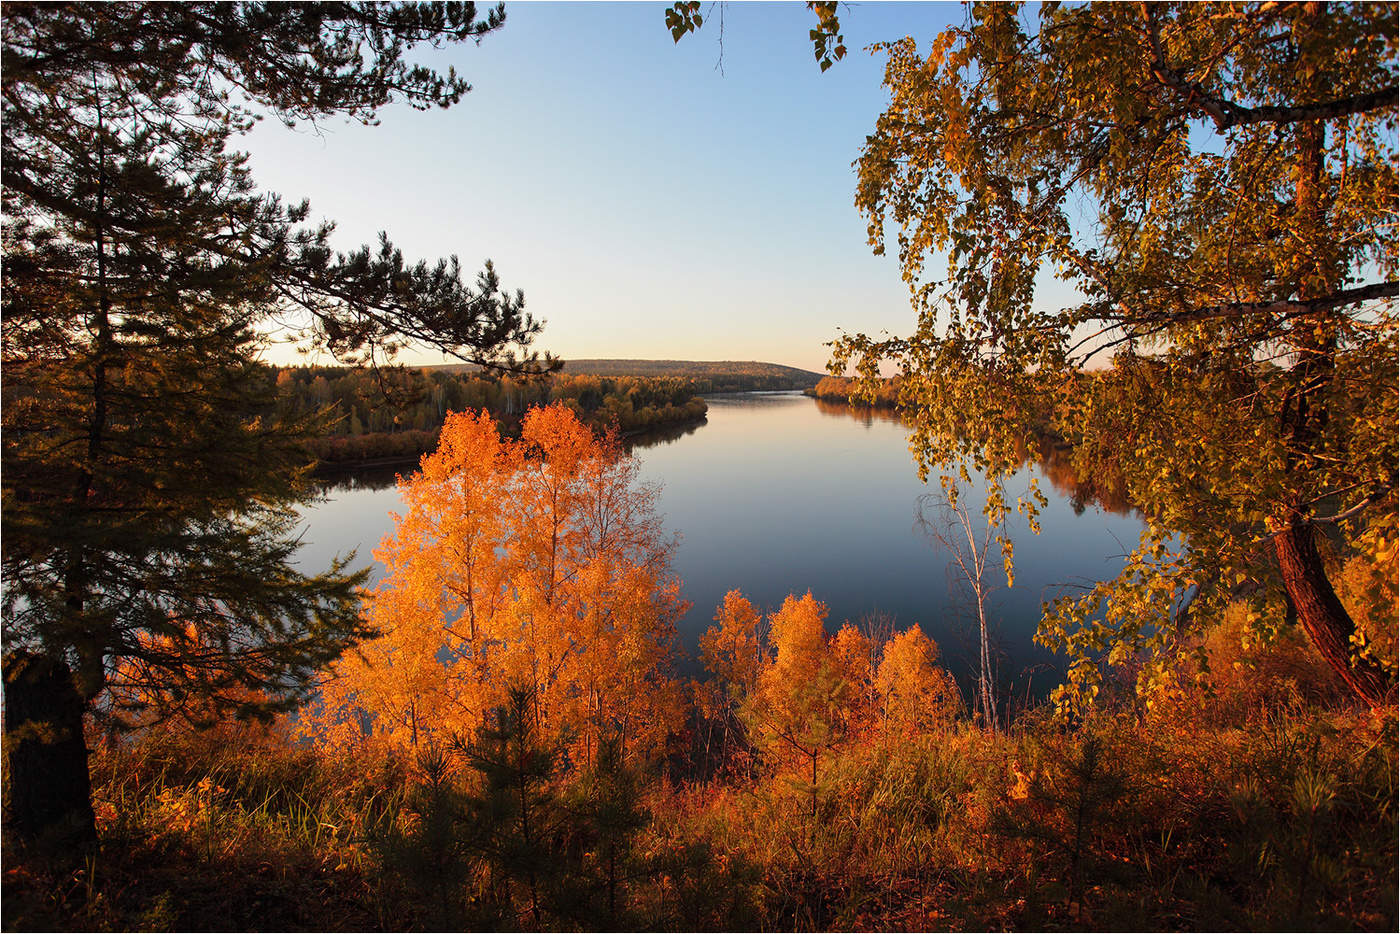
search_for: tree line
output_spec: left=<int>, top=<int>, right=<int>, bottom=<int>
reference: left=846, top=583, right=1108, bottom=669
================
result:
left=274, top=366, right=708, bottom=466
left=808, top=375, right=901, bottom=408
left=514, top=358, right=823, bottom=392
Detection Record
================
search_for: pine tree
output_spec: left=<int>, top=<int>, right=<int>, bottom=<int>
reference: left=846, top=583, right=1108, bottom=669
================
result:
left=560, top=734, right=651, bottom=928
left=462, top=686, right=561, bottom=928
left=1, top=3, right=549, bottom=847
left=374, top=743, right=474, bottom=931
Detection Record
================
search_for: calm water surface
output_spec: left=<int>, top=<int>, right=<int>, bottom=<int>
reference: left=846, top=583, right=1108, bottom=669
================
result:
left=294, top=393, right=1144, bottom=690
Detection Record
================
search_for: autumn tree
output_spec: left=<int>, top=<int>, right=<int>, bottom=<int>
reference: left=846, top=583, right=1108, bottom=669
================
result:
left=753, top=593, right=848, bottom=828
left=873, top=624, right=960, bottom=736
left=828, top=621, right=877, bottom=735
left=702, top=592, right=869, bottom=828
left=314, top=404, right=686, bottom=767
left=825, top=2, right=1397, bottom=708
left=2, top=2, right=549, bottom=846
left=700, top=590, right=767, bottom=699
left=694, top=589, right=766, bottom=775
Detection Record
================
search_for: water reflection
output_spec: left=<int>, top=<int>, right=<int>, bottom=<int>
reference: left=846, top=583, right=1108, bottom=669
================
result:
left=812, top=396, right=1133, bottom=518
left=623, top=417, right=706, bottom=452
left=314, top=463, right=407, bottom=494
left=1031, top=438, right=1133, bottom=517
left=811, top=396, right=903, bottom=427
left=312, top=417, right=709, bottom=497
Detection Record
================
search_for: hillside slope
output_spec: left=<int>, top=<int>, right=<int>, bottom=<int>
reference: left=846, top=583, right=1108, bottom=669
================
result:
left=561, top=359, right=822, bottom=385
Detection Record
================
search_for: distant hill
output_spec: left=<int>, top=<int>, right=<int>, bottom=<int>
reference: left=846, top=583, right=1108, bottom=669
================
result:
left=430, top=358, right=825, bottom=392
left=560, top=359, right=823, bottom=385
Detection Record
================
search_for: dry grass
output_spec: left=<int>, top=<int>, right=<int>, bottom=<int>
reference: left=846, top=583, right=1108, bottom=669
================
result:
left=5, top=620, right=1396, bottom=931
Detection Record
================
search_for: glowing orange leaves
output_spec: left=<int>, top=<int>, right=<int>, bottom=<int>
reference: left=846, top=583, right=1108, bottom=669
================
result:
left=312, top=404, right=686, bottom=767
left=875, top=624, right=959, bottom=734
left=700, top=590, right=763, bottom=699
left=702, top=590, right=961, bottom=774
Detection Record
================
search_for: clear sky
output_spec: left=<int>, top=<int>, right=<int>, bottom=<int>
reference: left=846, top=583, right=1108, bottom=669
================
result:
left=244, top=2, right=969, bottom=374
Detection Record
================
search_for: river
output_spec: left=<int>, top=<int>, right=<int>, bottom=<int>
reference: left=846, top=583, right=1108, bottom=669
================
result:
left=294, top=392, right=1144, bottom=694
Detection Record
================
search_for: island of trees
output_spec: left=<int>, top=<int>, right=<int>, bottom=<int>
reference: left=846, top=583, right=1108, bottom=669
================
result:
left=3, top=3, right=1395, bottom=932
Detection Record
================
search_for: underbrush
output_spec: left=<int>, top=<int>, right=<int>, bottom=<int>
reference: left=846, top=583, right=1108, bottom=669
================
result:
left=660, top=705, right=1395, bottom=931
left=4, top=724, right=402, bottom=931
left=5, top=626, right=1396, bottom=932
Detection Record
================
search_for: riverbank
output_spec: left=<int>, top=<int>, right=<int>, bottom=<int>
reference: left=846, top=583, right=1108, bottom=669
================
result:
left=805, top=375, right=900, bottom=408
left=12, top=634, right=1391, bottom=932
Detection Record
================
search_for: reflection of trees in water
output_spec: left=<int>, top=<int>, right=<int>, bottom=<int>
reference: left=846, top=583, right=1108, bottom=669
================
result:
left=1030, top=438, right=1133, bottom=517
left=813, top=398, right=1133, bottom=517
left=321, top=398, right=1134, bottom=518
left=315, top=464, right=406, bottom=494
left=314, top=418, right=707, bottom=495
left=812, top=397, right=906, bottom=427
left=624, top=417, right=705, bottom=451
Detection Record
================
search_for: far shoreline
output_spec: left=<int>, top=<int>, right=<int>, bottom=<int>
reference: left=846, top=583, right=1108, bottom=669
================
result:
left=310, top=410, right=713, bottom=479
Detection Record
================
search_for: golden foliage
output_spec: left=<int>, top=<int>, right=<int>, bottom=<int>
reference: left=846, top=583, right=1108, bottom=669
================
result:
left=699, top=589, right=763, bottom=699
left=701, top=591, right=962, bottom=777
left=308, top=404, right=686, bottom=767
left=874, top=624, right=959, bottom=734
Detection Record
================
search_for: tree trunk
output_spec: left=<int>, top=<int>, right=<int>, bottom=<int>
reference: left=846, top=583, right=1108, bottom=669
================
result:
left=1274, top=524, right=1391, bottom=706
left=1274, top=18, right=1392, bottom=708
left=2, top=652, right=97, bottom=851
left=976, top=590, right=995, bottom=731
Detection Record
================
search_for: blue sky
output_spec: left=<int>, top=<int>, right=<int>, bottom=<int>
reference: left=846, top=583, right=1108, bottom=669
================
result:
left=246, top=2, right=969, bottom=373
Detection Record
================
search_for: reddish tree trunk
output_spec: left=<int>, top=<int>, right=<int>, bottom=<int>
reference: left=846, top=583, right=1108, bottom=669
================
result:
left=1273, top=27, right=1393, bottom=709
left=1274, top=525, right=1391, bottom=706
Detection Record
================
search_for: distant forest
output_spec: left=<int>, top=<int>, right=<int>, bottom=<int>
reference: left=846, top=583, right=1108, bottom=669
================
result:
left=276, top=358, right=818, bottom=468
left=438, top=358, right=825, bottom=392
left=808, top=375, right=900, bottom=407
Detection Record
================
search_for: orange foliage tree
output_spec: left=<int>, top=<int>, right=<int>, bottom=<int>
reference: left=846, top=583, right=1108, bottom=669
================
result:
left=873, top=624, right=960, bottom=736
left=740, top=593, right=851, bottom=826
left=698, top=590, right=764, bottom=704
left=310, top=404, right=686, bottom=768
left=701, top=590, right=962, bottom=822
